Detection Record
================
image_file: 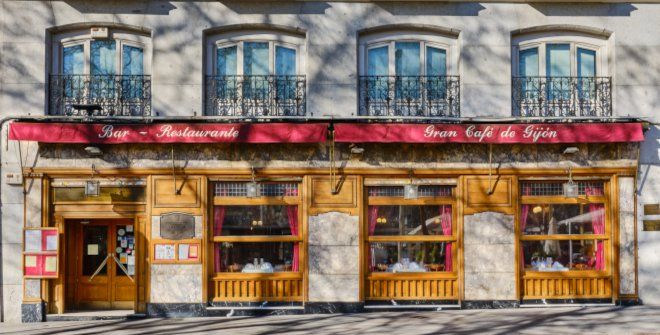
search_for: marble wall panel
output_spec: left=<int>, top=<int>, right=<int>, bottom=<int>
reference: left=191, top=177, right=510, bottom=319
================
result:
left=150, top=264, right=203, bottom=303
left=619, top=177, right=636, bottom=295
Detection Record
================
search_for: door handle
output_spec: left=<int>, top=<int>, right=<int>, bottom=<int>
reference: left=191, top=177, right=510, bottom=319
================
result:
left=88, top=254, right=111, bottom=282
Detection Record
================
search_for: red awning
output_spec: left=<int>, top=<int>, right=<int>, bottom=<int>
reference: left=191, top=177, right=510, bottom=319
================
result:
left=9, top=122, right=329, bottom=144
left=333, top=123, right=644, bottom=144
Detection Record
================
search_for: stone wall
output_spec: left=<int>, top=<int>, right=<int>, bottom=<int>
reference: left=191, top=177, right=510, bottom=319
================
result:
left=463, top=212, right=516, bottom=301
left=307, top=212, right=359, bottom=303
left=618, top=177, right=636, bottom=296
left=150, top=264, right=203, bottom=303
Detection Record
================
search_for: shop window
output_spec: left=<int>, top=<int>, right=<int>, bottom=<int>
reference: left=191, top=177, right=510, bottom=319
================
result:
left=212, top=181, right=301, bottom=273
left=366, top=185, right=455, bottom=273
left=519, top=181, right=608, bottom=272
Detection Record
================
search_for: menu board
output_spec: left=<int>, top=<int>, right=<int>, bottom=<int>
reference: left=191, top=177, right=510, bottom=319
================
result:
left=24, top=228, right=59, bottom=278
left=154, top=243, right=176, bottom=261
left=152, top=241, right=201, bottom=263
left=178, top=243, right=200, bottom=261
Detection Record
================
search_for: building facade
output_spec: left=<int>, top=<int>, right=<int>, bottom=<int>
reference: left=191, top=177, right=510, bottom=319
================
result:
left=0, top=0, right=658, bottom=323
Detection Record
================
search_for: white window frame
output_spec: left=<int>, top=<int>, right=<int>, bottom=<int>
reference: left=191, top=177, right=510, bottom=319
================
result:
left=359, top=31, right=459, bottom=76
left=512, top=33, right=609, bottom=77
left=206, top=31, right=306, bottom=76
left=52, top=29, right=151, bottom=76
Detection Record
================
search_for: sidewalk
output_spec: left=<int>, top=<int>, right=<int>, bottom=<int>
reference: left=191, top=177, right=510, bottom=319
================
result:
left=1, top=306, right=660, bottom=335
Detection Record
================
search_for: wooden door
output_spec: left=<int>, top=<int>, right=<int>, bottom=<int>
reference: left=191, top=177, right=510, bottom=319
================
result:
left=69, top=219, right=136, bottom=310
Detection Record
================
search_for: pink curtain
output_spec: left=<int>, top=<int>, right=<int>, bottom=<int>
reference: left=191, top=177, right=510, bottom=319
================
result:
left=213, top=206, right=226, bottom=272
left=367, top=206, right=379, bottom=271
left=285, top=187, right=299, bottom=272
left=586, top=186, right=605, bottom=270
left=440, top=205, right=453, bottom=272
left=520, top=186, right=531, bottom=270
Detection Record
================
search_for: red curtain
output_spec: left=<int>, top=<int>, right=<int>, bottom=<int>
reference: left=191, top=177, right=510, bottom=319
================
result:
left=586, top=186, right=605, bottom=270
left=285, top=187, right=299, bottom=272
left=213, top=206, right=226, bottom=272
left=440, top=205, right=453, bottom=272
left=520, top=186, right=531, bottom=270
left=367, top=206, right=379, bottom=271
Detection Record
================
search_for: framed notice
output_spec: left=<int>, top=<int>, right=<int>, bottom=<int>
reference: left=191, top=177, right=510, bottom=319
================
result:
left=23, top=228, right=59, bottom=278
left=151, top=239, right=201, bottom=264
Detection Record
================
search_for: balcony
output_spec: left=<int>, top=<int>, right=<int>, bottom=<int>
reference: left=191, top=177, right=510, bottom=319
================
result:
left=512, top=76, right=612, bottom=118
left=358, top=76, right=460, bottom=118
left=205, top=75, right=306, bottom=117
left=49, top=75, right=152, bottom=117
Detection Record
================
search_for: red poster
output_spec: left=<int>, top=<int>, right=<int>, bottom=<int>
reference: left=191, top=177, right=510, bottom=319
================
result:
left=333, top=123, right=644, bottom=144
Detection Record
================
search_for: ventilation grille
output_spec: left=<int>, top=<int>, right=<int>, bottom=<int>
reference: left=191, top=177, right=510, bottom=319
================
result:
left=215, top=182, right=298, bottom=197
left=520, top=181, right=605, bottom=196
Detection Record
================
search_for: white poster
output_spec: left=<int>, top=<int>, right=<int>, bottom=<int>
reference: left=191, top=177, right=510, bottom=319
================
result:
left=155, top=244, right=175, bottom=260
left=25, top=230, right=41, bottom=252
left=178, top=244, right=189, bottom=260
left=127, top=255, right=136, bottom=266
left=46, top=235, right=58, bottom=251
left=126, top=225, right=134, bottom=232
left=87, top=244, right=99, bottom=255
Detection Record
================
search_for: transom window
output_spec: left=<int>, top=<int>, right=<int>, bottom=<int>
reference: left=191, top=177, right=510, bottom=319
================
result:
left=517, top=43, right=599, bottom=78
left=215, top=41, right=298, bottom=76
left=366, top=41, right=447, bottom=77
left=61, top=39, right=144, bottom=76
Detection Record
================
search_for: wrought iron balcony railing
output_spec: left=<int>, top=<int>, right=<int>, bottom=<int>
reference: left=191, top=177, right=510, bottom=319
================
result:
left=205, top=75, right=306, bottom=117
left=512, top=76, right=612, bottom=118
left=358, top=75, right=460, bottom=118
left=49, top=75, right=152, bottom=117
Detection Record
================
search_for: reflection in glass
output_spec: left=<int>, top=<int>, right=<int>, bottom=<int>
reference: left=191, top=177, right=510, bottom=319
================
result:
left=91, top=40, right=117, bottom=99
left=275, top=46, right=296, bottom=101
left=521, top=204, right=605, bottom=235
left=121, top=45, right=144, bottom=102
left=213, top=205, right=297, bottom=236
left=395, top=42, right=420, bottom=99
left=367, top=205, right=451, bottom=236
left=214, top=242, right=297, bottom=273
left=522, top=240, right=600, bottom=271
left=546, top=43, right=570, bottom=101
left=63, top=44, right=84, bottom=98
left=369, top=242, right=450, bottom=272
left=243, top=42, right=269, bottom=100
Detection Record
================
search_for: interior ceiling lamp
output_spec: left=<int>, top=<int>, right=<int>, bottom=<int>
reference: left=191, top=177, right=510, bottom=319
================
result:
left=562, top=147, right=580, bottom=198
left=404, top=170, right=419, bottom=200
left=246, top=166, right=259, bottom=198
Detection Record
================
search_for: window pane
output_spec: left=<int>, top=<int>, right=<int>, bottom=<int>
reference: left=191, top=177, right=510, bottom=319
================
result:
left=522, top=240, right=604, bottom=271
left=82, top=225, right=107, bottom=276
left=213, top=205, right=298, bottom=236
left=395, top=42, right=420, bottom=76
left=426, top=46, right=446, bottom=76
left=546, top=44, right=570, bottom=77
left=243, top=42, right=269, bottom=75
left=369, top=242, right=452, bottom=272
left=63, top=44, right=84, bottom=75
left=91, top=40, right=116, bottom=75
left=214, top=242, right=298, bottom=273
left=577, top=48, right=596, bottom=77
left=122, top=45, right=143, bottom=75
left=518, top=48, right=539, bottom=76
left=275, top=46, right=296, bottom=75
left=521, top=204, right=605, bottom=235
left=368, top=205, right=452, bottom=236
left=367, top=46, right=388, bottom=76
left=216, top=46, right=237, bottom=76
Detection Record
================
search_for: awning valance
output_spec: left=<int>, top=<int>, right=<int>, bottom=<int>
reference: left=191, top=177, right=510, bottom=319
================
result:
left=9, top=122, right=329, bottom=144
left=333, top=123, right=644, bottom=144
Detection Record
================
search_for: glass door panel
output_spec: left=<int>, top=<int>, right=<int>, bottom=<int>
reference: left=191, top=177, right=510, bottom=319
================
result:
left=275, top=46, right=296, bottom=101
left=243, top=42, right=269, bottom=100
left=63, top=44, right=84, bottom=99
left=367, top=46, right=389, bottom=102
left=121, top=45, right=144, bottom=104
left=546, top=44, right=571, bottom=102
left=394, top=42, right=421, bottom=99
left=426, top=46, right=447, bottom=100
left=82, top=225, right=108, bottom=276
left=114, top=225, right=136, bottom=277
left=91, top=40, right=117, bottom=99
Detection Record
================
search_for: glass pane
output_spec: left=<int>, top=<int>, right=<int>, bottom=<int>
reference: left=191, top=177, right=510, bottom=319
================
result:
left=82, top=225, right=108, bottom=276
left=367, top=46, right=389, bottom=76
left=546, top=44, right=570, bottom=77
left=63, top=45, right=84, bottom=75
left=115, top=225, right=136, bottom=276
left=215, top=242, right=298, bottom=272
left=369, top=242, right=451, bottom=272
left=521, top=204, right=605, bottom=235
left=518, top=48, right=539, bottom=76
left=91, top=40, right=117, bottom=75
left=122, top=45, right=143, bottom=76
left=275, top=46, right=296, bottom=75
left=426, top=46, right=446, bottom=76
left=368, top=205, right=452, bottom=236
left=214, top=205, right=298, bottom=236
left=243, top=42, right=269, bottom=75
left=395, top=42, right=420, bottom=76
left=217, top=46, right=238, bottom=76
left=577, top=48, right=596, bottom=77
left=522, top=240, right=604, bottom=271
left=52, top=186, right=146, bottom=203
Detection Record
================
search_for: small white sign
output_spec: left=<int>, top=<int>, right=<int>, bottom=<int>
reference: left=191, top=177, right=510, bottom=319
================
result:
left=87, top=244, right=99, bottom=255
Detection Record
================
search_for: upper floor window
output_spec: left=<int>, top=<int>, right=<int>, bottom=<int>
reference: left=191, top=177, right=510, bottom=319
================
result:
left=50, top=27, right=152, bottom=117
left=512, top=30, right=612, bottom=118
left=205, top=30, right=306, bottom=117
left=358, top=29, right=460, bottom=118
